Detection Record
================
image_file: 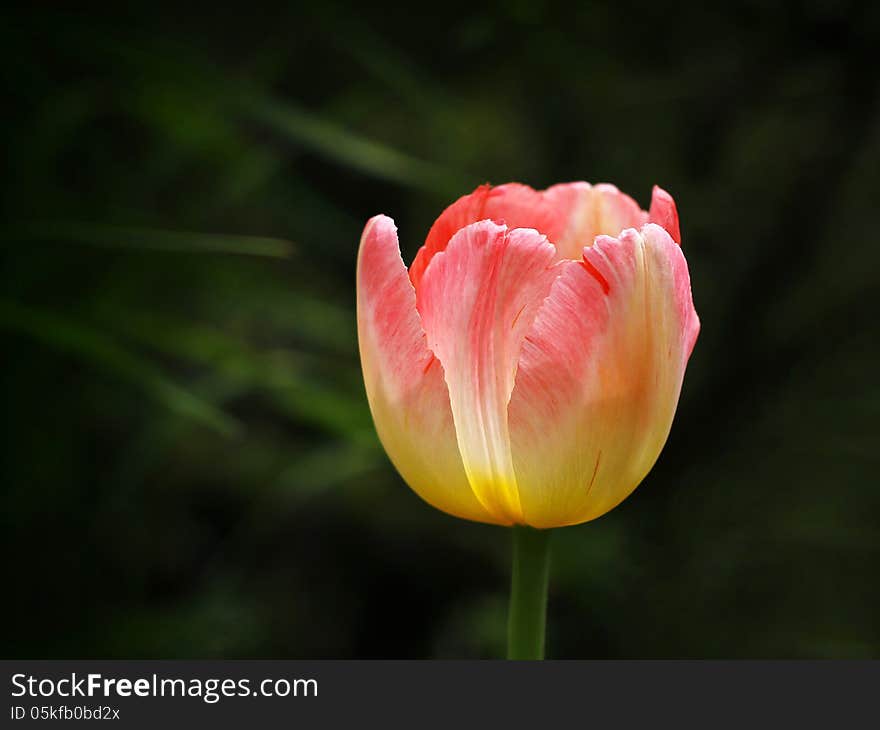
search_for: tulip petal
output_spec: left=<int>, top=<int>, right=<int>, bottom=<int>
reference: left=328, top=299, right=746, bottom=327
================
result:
left=410, top=183, right=650, bottom=287
left=410, top=184, right=562, bottom=289
left=508, top=223, right=700, bottom=528
left=648, top=185, right=681, bottom=244
left=416, top=221, right=562, bottom=524
left=543, top=182, right=649, bottom=260
left=357, top=215, right=503, bottom=524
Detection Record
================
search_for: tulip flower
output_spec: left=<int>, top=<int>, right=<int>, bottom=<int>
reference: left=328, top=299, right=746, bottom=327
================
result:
left=357, top=182, right=699, bottom=658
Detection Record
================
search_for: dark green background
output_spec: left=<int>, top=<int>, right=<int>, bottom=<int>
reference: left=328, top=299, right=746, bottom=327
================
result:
left=3, top=2, right=878, bottom=658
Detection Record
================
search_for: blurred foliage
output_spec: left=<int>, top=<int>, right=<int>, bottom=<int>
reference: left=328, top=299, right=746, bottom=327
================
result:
left=2, top=1, right=878, bottom=658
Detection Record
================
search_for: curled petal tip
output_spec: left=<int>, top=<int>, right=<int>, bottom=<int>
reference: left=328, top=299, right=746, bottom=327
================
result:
left=649, top=185, right=681, bottom=244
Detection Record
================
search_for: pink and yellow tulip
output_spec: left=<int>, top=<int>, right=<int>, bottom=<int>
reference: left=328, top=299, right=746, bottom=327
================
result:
left=357, top=182, right=699, bottom=529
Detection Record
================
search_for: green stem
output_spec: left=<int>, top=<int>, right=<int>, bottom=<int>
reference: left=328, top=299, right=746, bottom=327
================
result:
left=507, top=526, right=552, bottom=660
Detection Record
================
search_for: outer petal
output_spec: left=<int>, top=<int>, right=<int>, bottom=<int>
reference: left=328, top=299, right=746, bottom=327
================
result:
left=416, top=221, right=562, bottom=524
left=648, top=185, right=681, bottom=244
left=508, top=223, right=700, bottom=528
left=357, top=215, right=502, bottom=524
